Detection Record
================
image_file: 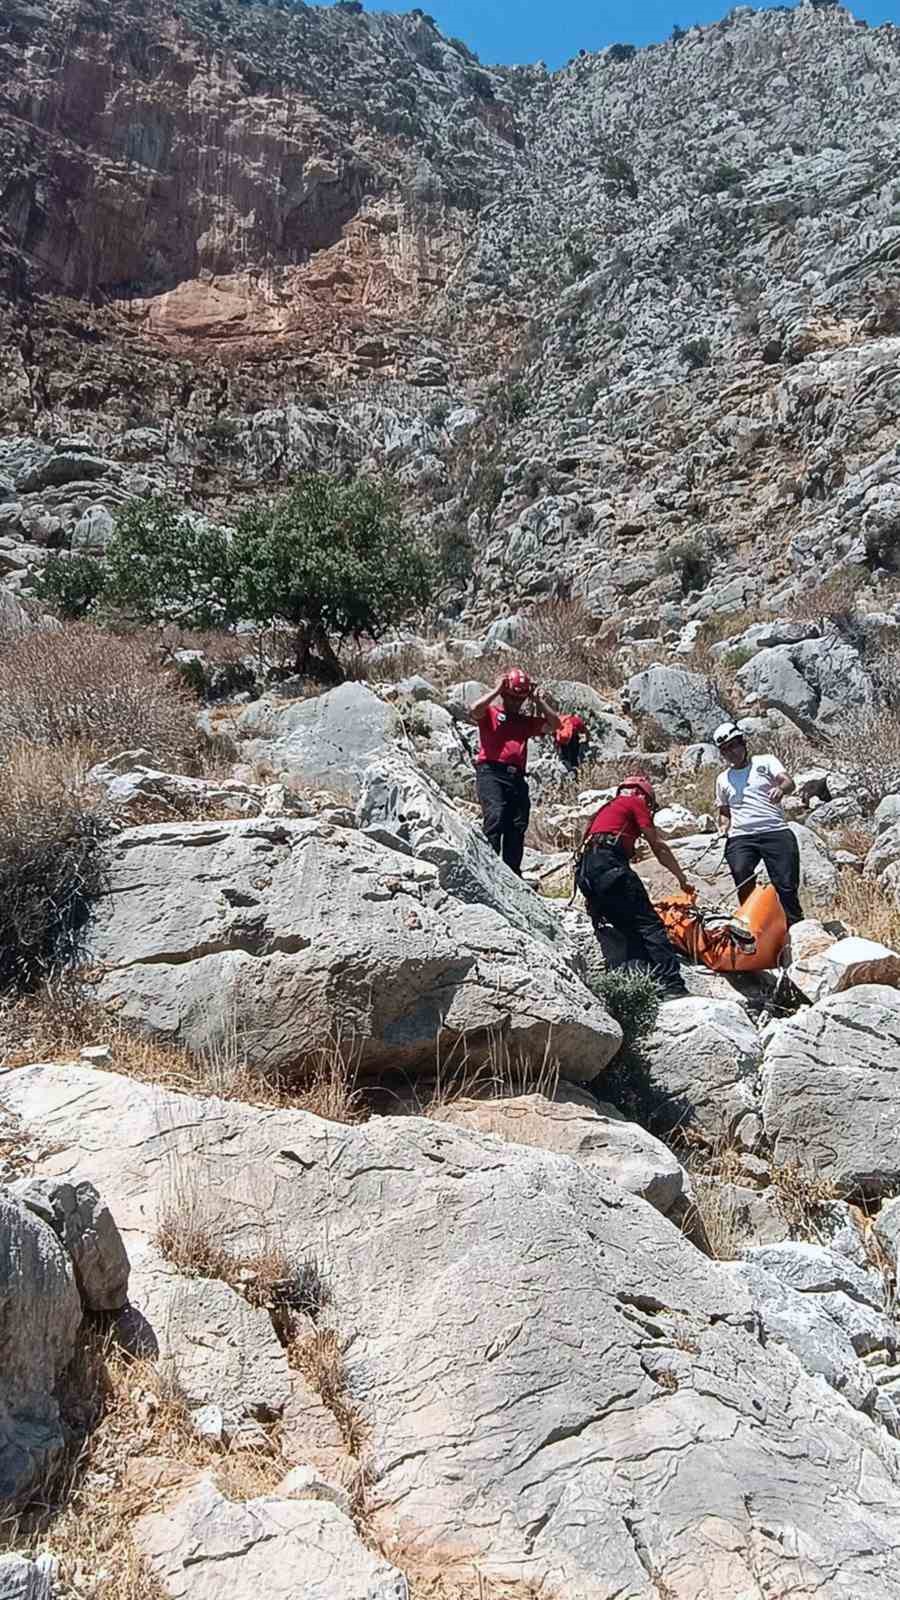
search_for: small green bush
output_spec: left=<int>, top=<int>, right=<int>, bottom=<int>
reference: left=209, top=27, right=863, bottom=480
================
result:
left=658, top=537, right=712, bottom=596
left=703, top=162, right=744, bottom=194
left=592, top=968, right=660, bottom=1051
left=35, top=553, right=108, bottom=620
left=681, top=336, right=712, bottom=371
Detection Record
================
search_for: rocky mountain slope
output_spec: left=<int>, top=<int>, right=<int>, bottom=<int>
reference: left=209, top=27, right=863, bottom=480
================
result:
left=4, top=0, right=900, bottom=634
left=10, top=5, right=900, bottom=1596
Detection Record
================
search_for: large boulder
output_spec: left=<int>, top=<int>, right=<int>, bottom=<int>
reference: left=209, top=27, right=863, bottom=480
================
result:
left=431, top=1090, right=688, bottom=1218
left=126, top=1245, right=295, bottom=1440
left=237, top=682, right=403, bottom=799
left=637, top=997, right=763, bottom=1141
left=735, top=635, right=874, bottom=731
left=8, top=1062, right=900, bottom=1599
left=624, top=665, right=728, bottom=742
left=762, top=986, right=900, bottom=1193
left=134, top=1476, right=405, bottom=1600
left=0, top=1194, right=82, bottom=1505
left=357, top=754, right=578, bottom=950
left=11, top=1176, right=129, bottom=1311
left=86, top=817, right=621, bottom=1084
left=0, top=1555, right=58, bottom=1600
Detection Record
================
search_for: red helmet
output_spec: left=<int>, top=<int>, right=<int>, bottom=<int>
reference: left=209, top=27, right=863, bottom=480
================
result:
left=617, top=774, right=657, bottom=807
left=502, top=667, right=533, bottom=700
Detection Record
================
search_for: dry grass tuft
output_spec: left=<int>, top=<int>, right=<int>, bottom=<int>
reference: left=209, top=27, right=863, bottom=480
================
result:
left=769, top=1163, right=841, bottom=1239
left=516, top=599, right=623, bottom=692
left=0, top=743, right=109, bottom=993
left=1, top=987, right=368, bottom=1124
left=821, top=870, right=900, bottom=951
left=421, top=1030, right=560, bottom=1117
left=0, top=624, right=199, bottom=770
left=289, top=1327, right=368, bottom=1459
left=2, top=1329, right=283, bottom=1599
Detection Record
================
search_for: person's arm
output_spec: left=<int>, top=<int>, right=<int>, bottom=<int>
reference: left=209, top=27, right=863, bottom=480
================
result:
left=766, top=759, right=795, bottom=801
left=715, top=775, right=730, bottom=834
left=532, top=687, right=562, bottom=734
left=644, top=824, right=692, bottom=892
left=466, top=678, right=505, bottom=725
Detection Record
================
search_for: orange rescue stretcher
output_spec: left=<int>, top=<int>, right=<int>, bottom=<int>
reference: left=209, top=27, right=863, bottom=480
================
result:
left=654, top=885, right=787, bottom=974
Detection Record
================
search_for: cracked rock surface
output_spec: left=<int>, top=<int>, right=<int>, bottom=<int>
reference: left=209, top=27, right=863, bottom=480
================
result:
left=6, top=1060, right=900, bottom=1598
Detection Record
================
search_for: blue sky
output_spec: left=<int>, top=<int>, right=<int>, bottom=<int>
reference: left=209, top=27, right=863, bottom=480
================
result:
left=350, top=0, right=899, bottom=68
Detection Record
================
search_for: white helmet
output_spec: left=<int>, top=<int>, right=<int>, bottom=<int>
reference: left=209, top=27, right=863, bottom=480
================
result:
left=713, top=722, right=746, bottom=749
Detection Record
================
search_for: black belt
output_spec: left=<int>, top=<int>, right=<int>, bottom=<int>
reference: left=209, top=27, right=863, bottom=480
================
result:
left=585, top=832, right=624, bottom=851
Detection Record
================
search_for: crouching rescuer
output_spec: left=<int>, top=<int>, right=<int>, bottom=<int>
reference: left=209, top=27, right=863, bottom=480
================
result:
left=576, top=777, right=692, bottom=1000
left=469, top=670, right=560, bottom=875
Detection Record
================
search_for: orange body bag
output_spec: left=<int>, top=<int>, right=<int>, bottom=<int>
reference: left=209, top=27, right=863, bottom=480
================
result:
left=655, top=885, right=787, bottom=973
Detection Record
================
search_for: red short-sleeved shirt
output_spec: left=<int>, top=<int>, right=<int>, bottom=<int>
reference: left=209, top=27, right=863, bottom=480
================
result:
left=475, top=705, right=546, bottom=771
left=587, top=793, right=653, bottom=858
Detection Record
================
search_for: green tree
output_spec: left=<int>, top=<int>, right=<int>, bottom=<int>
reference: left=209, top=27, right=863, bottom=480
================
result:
left=104, top=495, right=239, bottom=630
left=35, top=552, right=108, bottom=619
left=231, top=476, right=433, bottom=675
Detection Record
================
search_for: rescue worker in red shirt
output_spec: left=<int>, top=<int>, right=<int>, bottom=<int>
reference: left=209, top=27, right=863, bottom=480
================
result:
left=468, top=668, right=561, bottom=876
left=555, top=712, right=587, bottom=773
left=576, top=776, right=691, bottom=1000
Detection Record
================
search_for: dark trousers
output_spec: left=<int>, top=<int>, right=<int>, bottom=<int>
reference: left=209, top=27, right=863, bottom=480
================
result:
left=558, top=735, right=582, bottom=773
left=725, top=829, right=804, bottom=926
left=476, top=762, right=530, bottom=876
left=580, top=845, right=685, bottom=992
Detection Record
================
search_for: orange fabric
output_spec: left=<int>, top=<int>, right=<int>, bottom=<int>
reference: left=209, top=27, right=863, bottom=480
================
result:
left=655, top=885, right=787, bottom=973
left=555, top=714, right=586, bottom=746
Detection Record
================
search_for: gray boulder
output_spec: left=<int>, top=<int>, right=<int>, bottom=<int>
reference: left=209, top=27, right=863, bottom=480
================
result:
left=431, top=1090, right=689, bottom=1218
left=11, top=1177, right=129, bottom=1311
left=762, top=986, right=900, bottom=1193
left=731, top=1260, right=879, bottom=1418
left=736, top=635, right=874, bottom=730
left=9, top=1061, right=900, bottom=1599
left=444, top=679, right=490, bottom=720
left=624, top=665, right=728, bottom=742
left=0, top=1556, right=58, bottom=1600
left=86, top=816, right=621, bottom=1083
left=126, top=1245, right=294, bottom=1438
left=135, top=1476, right=405, bottom=1600
left=635, top=996, right=762, bottom=1141
left=237, top=682, right=402, bottom=799
left=357, top=754, right=577, bottom=950
left=0, top=1194, right=82, bottom=1505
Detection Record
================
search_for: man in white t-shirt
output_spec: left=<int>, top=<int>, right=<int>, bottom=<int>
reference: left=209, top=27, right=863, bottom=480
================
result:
left=713, top=722, right=804, bottom=925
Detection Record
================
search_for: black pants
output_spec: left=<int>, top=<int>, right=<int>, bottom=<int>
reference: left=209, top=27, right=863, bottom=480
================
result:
left=558, top=735, right=582, bottom=773
left=476, top=763, right=530, bottom=876
left=725, top=829, right=804, bottom=926
left=580, top=845, right=686, bottom=992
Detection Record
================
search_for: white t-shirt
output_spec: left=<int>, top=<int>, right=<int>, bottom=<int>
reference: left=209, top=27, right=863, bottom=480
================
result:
left=716, top=755, right=789, bottom=837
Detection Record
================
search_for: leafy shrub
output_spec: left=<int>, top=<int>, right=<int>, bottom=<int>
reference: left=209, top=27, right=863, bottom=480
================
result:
left=602, top=153, right=637, bottom=197
left=104, top=495, right=239, bottom=631
left=658, top=537, right=712, bottom=596
left=491, top=381, right=529, bottom=424
left=573, top=378, right=601, bottom=414
left=231, top=476, right=432, bottom=674
left=681, top=336, right=712, bottom=370
left=703, top=162, right=744, bottom=194
left=0, top=625, right=199, bottom=768
left=606, top=41, right=636, bottom=61
left=35, top=553, right=108, bottom=620
left=465, top=460, right=506, bottom=522
left=435, top=523, right=476, bottom=582
left=0, top=743, right=109, bottom=992
left=591, top=968, right=660, bottom=1051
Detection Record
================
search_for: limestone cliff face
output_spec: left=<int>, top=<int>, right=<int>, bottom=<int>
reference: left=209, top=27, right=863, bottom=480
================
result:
left=0, top=0, right=526, bottom=341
